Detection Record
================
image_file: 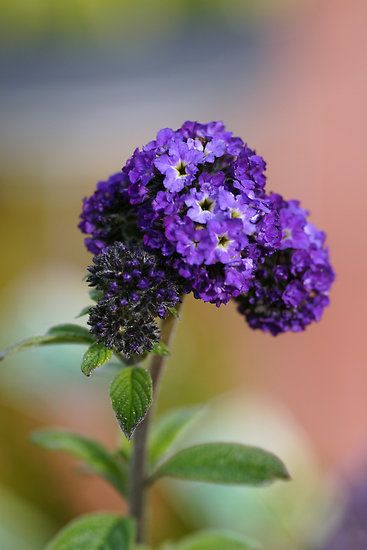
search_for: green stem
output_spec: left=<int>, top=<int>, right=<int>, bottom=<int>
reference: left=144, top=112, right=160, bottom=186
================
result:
left=129, top=306, right=181, bottom=544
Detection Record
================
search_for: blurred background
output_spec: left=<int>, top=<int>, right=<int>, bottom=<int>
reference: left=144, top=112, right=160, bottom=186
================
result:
left=0, top=0, right=366, bottom=548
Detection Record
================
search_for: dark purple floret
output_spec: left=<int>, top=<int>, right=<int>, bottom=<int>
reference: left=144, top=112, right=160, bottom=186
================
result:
left=236, top=195, right=335, bottom=334
left=79, top=172, right=139, bottom=254
left=87, top=242, right=182, bottom=356
left=88, top=298, right=160, bottom=358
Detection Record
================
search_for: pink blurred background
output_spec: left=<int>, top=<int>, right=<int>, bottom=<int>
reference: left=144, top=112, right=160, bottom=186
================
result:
left=0, top=0, right=366, bottom=548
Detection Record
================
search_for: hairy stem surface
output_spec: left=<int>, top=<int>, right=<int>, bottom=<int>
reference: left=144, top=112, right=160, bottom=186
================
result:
left=129, top=306, right=181, bottom=543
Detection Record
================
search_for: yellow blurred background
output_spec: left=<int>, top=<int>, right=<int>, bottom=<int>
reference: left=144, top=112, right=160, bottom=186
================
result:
left=0, top=1, right=366, bottom=548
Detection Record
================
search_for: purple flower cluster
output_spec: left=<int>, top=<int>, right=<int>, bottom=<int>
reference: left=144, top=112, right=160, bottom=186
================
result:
left=118, top=121, right=282, bottom=305
left=79, top=172, right=139, bottom=254
left=80, top=120, right=334, bottom=346
left=87, top=242, right=181, bottom=357
left=236, top=195, right=335, bottom=334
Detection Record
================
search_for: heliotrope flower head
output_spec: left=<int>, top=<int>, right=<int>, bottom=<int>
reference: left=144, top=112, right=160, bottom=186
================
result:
left=80, top=120, right=334, bottom=339
left=122, top=121, right=281, bottom=305
left=236, top=194, right=335, bottom=334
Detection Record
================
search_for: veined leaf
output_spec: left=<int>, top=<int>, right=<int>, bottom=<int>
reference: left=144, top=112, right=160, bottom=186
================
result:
left=0, top=324, right=94, bottom=361
left=110, top=367, right=152, bottom=439
left=46, top=513, right=134, bottom=549
left=81, top=342, right=113, bottom=376
left=151, top=442, right=290, bottom=486
left=149, top=406, right=202, bottom=466
left=32, top=429, right=128, bottom=496
left=167, top=530, right=261, bottom=550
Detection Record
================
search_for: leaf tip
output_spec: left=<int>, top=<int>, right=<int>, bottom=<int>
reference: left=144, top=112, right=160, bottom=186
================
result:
left=273, top=457, right=291, bottom=482
left=118, top=414, right=145, bottom=441
left=281, top=467, right=292, bottom=481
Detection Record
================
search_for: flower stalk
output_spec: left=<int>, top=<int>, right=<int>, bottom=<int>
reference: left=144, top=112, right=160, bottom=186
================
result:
left=128, top=306, right=181, bottom=543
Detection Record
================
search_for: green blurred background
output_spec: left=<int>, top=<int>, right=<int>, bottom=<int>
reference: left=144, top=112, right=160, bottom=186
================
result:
left=1, top=0, right=366, bottom=548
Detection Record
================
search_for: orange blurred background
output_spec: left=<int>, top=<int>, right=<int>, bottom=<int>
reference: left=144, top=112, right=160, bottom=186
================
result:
left=0, top=1, right=366, bottom=548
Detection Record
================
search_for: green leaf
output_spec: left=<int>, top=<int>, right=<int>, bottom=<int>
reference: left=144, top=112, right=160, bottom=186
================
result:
left=151, top=442, right=290, bottom=486
left=32, top=429, right=128, bottom=496
left=46, top=324, right=92, bottom=339
left=89, top=289, right=104, bottom=302
left=151, top=342, right=170, bottom=357
left=76, top=305, right=91, bottom=318
left=168, top=530, right=260, bottom=550
left=81, top=342, right=113, bottom=376
left=46, top=513, right=134, bottom=549
left=110, top=367, right=152, bottom=439
left=149, top=406, right=202, bottom=466
left=0, top=324, right=94, bottom=361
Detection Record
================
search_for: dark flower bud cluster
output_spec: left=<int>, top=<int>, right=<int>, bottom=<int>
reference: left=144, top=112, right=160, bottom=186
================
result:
left=79, top=120, right=334, bottom=351
left=236, top=195, right=335, bottom=334
left=87, top=242, right=182, bottom=357
left=88, top=300, right=160, bottom=358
